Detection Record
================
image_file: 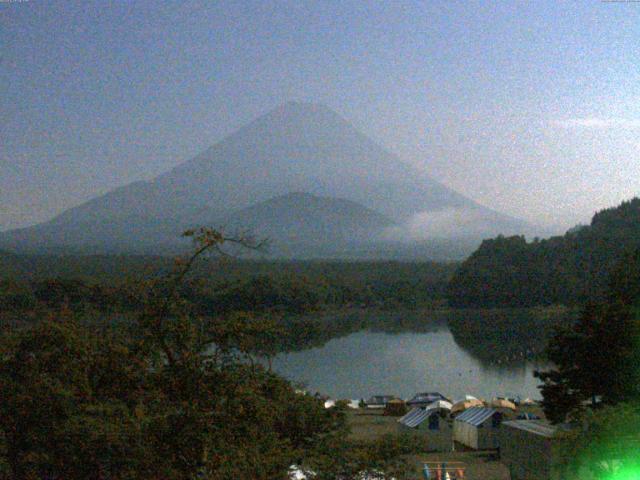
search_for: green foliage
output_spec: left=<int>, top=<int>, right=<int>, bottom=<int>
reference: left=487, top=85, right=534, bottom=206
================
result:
left=0, top=228, right=410, bottom=479
left=304, top=431, right=415, bottom=480
left=448, top=198, right=640, bottom=308
left=0, top=317, right=157, bottom=479
left=0, top=259, right=455, bottom=319
left=198, top=275, right=323, bottom=315
left=555, top=403, right=640, bottom=480
left=535, top=248, right=640, bottom=423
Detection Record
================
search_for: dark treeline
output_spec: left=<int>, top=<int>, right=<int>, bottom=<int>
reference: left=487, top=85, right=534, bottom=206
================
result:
left=0, top=282, right=451, bottom=359
left=532, top=247, right=640, bottom=477
left=448, top=198, right=640, bottom=307
left=0, top=257, right=456, bottom=317
left=0, top=258, right=458, bottom=365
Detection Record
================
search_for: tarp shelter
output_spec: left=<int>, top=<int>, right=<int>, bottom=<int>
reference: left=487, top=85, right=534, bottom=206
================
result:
left=407, top=392, right=450, bottom=408
left=451, top=398, right=484, bottom=415
left=427, top=400, right=452, bottom=411
left=453, top=407, right=503, bottom=450
left=365, top=395, right=396, bottom=408
left=398, top=407, right=452, bottom=452
left=384, top=399, right=408, bottom=416
left=490, top=398, right=517, bottom=411
left=499, top=420, right=559, bottom=480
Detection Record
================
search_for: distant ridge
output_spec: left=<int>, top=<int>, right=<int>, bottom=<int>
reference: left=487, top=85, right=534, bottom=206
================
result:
left=215, top=192, right=394, bottom=257
left=0, top=102, right=529, bottom=258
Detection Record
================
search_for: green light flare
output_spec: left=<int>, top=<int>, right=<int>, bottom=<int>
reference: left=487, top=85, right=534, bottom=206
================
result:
left=606, top=466, right=640, bottom=480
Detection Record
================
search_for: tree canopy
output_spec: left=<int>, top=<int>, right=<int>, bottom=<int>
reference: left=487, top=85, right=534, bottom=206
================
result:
left=535, top=248, right=640, bottom=423
left=448, top=198, right=640, bottom=308
left=0, top=228, right=409, bottom=479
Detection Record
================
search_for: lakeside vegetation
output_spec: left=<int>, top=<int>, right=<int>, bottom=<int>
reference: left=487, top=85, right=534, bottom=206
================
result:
left=2, top=200, right=640, bottom=478
left=0, top=229, right=422, bottom=479
left=0, top=270, right=566, bottom=367
left=0, top=255, right=455, bottom=315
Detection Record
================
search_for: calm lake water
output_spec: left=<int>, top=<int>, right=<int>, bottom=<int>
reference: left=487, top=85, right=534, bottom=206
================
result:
left=270, top=309, right=556, bottom=401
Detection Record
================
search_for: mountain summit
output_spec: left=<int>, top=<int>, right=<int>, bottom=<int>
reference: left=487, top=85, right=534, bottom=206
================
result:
left=0, top=102, right=528, bottom=257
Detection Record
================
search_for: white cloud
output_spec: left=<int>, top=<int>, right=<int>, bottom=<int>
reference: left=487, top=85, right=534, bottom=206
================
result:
left=381, top=207, right=497, bottom=242
left=553, top=118, right=640, bottom=129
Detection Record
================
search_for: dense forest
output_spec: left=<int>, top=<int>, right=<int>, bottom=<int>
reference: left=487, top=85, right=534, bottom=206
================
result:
left=0, top=256, right=455, bottom=319
left=447, top=198, right=640, bottom=307
left=531, top=247, right=640, bottom=477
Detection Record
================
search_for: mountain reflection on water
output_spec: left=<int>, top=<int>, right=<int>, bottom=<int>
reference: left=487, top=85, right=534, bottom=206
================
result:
left=270, top=308, right=572, bottom=401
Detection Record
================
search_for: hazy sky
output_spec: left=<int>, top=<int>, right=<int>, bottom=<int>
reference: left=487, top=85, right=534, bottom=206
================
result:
left=2, top=0, right=639, bottom=232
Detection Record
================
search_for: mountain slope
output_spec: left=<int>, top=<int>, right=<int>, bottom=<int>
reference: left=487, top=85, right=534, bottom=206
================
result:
left=0, top=102, right=528, bottom=256
left=215, top=192, right=394, bottom=257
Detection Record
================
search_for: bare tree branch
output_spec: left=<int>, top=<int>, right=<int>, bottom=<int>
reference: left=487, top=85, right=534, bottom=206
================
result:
left=140, top=227, right=268, bottom=366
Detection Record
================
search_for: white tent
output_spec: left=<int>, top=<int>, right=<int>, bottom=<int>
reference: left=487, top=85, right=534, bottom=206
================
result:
left=455, top=394, right=478, bottom=402
left=427, top=400, right=453, bottom=411
left=289, top=465, right=313, bottom=479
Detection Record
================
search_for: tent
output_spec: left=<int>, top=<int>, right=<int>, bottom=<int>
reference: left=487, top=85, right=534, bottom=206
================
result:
left=456, top=394, right=478, bottom=402
left=365, top=395, right=396, bottom=408
left=491, top=398, right=517, bottom=411
left=407, top=392, right=449, bottom=408
left=451, top=398, right=484, bottom=414
left=426, top=400, right=453, bottom=411
left=384, top=399, right=408, bottom=416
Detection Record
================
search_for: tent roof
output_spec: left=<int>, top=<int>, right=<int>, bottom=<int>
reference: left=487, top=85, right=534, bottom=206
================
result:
left=366, top=395, right=395, bottom=404
left=407, top=392, right=448, bottom=403
left=455, top=407, right=497, bottom=426
left=451, top=398, right=484, bottom=413
left=426, top=400, right=452, bottom=410
left=491, top=398, right=517, bottom=410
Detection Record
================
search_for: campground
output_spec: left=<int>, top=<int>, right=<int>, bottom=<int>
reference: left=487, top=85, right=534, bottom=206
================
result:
left=346, top=406, right=545, bottom=480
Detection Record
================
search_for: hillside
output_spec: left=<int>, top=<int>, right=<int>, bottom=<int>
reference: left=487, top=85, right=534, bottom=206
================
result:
left=447, top=197, right=640, bottom=307
left=0, top=102, right=528, bottom=257
left=217, top=192, right=396, bottom=257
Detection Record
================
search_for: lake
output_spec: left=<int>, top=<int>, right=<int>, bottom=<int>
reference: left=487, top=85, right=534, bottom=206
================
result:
left=270, top=308, right=563, bottom=401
